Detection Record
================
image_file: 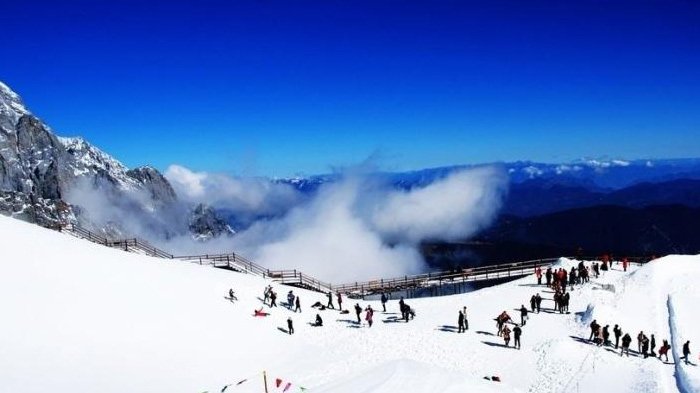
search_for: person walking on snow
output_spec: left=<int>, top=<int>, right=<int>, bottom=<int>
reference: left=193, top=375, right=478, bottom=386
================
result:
left=287, top=291, right=295, bottom=310
left=546, top=268, right=552, bottom=287
left=536, top=266, right=542, bottom=285
left=650, top=334, right=656, bottom=356
left=502, top=325, right=512, bottom=347
left=496, top=311, right=511, bottom=335
left=682, top=341, right=691, bottom=365
left=622, top=257, right=628, bottom=272
left=621, top=333, right=632, bottom=356
left=530, top=295, right=536, bottom=313
left=603, top=325, right=611, bottom=346
left=287, top=317, right=294, bottom=335
left=381, top=293, right=388, bottom=312
left=327, top=292, right=334, bottom=309
left=614, top=324, right=622, bottom=349
left=463, top=306, right=469, bottom=330
left=458, top=310, right=466, bottom=333
left=535, top=293, right=542, bottom=313
left=513, top=325, right=522, bottom=349
left=354, top=303, right=362, bottom=324
left=263, top=285, right=272, bottom=305
left=589, top=320, right=600, bottom=341
left=520, top=305, right=528, bottom=326
left=637, top=331, right=645, bottom=353
left=365, top=306, right=374, bottom=327
left=337, top=293, right=343, bottom=311
left=642, top=335, right=650, bottom=358
left=270, top=291, right=277, bottom=307
left=294, top=296, right=301, bottom=313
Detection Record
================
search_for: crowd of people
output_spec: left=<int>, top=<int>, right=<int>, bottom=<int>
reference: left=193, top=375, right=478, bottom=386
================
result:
left=237, top=258, right=694, bottom=368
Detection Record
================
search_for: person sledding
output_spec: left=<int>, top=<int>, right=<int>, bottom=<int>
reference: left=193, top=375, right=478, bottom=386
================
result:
left=313, top=314, right=323, bottom=327
left=682, top=341, right=691, bottom=365
left=253, top=307, right=270, bottom=317
left=227, top=288, right=237, bottom=302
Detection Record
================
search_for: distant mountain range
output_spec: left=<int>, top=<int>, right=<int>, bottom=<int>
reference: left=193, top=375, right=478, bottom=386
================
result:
left=2, top=79, right=699, bottom=265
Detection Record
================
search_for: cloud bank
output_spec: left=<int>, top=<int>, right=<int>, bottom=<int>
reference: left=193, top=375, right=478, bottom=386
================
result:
left=164, top=165, right=508, bottom=283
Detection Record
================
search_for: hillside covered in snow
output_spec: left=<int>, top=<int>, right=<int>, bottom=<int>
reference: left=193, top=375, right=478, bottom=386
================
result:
left=0, top=215, right=698, bottom=393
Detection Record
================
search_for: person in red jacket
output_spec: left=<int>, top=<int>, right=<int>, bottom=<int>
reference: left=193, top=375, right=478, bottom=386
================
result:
left=535, top=267, right=542, bottom=285
left=622, top=258, right=629, bottom=272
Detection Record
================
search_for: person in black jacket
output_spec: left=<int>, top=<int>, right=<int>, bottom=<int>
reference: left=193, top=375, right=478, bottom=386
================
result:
left=354, top=303, right=362, bottom=324
left=287, top=317, right=294, bottom=335
left=621, top=333, right=632, bottom=356
left=589, top=320, right=600, bottom=341
left=682, top=341, right=691, bottom=365
left=458, top=310, right=465, bottom=333
left=513, top=326, right=522, bottom=349
left=327, top=292, right=334, bottom=309
left=520, top=305, right=528, bottom=326
left=613, top=325, right=622, bottom=348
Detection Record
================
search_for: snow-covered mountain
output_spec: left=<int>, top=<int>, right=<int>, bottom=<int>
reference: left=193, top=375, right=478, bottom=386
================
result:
left=0, top=81, right=229, bottom=240
left=1, top=215, right=698, bottom=393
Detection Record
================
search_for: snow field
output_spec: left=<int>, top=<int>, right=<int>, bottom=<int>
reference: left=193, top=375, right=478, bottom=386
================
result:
left=1, top=215, right=698, bottom=393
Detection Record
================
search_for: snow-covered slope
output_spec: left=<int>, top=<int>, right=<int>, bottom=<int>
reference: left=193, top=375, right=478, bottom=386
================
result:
left=0, top=215, right=697, bottom=393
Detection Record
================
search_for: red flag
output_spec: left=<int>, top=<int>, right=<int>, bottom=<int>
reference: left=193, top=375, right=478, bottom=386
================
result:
left=276, top=378, right=283, bottom=388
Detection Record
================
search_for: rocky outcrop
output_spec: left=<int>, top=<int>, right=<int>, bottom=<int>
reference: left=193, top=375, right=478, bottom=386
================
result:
left=189, top=203, right=235, bottom=241
left=0, top=80, right=230, bottom=242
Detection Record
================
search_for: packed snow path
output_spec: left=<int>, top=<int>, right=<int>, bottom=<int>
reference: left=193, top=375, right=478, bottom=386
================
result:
left=0, top=216, right=697, bottom=393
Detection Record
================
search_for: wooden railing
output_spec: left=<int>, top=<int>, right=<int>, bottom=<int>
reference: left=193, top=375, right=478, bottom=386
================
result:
left=57, top=223, right=657, bottom=297
left=332, top=258, right=559, bottom=296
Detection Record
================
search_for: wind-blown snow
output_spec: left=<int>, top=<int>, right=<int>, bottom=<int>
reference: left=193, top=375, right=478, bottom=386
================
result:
left=0, top=216, right=698, bottom=393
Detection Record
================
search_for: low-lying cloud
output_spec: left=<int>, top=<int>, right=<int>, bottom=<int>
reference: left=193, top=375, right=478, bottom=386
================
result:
left=68, top=164, right=508, bottom=283
left=165, top=165, right=508, bottom=282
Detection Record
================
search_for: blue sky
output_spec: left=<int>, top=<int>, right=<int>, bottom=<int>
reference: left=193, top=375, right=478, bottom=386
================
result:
left=1, top=0, right=698, bottom=177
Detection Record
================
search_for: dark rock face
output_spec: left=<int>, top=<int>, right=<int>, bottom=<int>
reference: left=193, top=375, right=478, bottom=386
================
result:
left=189, top=203, right=235, bottom=241
left=127, top=166, right=177, bottom=205
left=0, top=81, right=230, bottom=242
left=0, top=190, right=74, bottom=228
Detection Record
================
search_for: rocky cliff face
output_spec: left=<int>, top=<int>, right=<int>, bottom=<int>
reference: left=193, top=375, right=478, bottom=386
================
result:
left=189, top=203, right=236, bottom=241
left=0, top=81, right=226, bottom=241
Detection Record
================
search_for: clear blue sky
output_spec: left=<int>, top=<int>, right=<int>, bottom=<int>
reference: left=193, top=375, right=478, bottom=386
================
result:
left=1, top=1, right=698, bottom=177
